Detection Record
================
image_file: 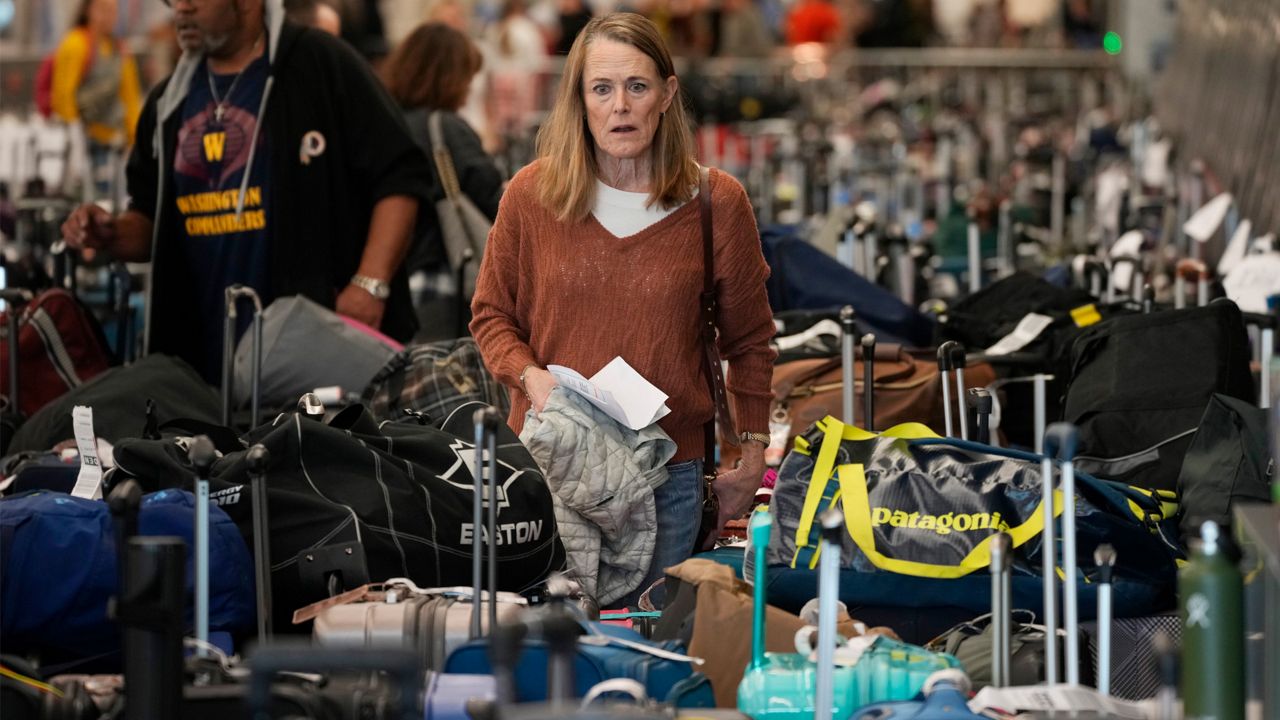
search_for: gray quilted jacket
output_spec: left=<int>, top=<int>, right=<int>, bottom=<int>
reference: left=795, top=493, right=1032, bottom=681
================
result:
left=519, top=387, right=676, bottom=605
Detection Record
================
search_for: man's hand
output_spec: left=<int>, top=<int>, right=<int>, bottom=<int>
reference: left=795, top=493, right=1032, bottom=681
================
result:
left=523, top=367, right=558, bottom=413
left=336, top=283, right=386, bottom=330
left=61, top=204, right=116, bottom=251
left=712, top=440, right=766, bottom=527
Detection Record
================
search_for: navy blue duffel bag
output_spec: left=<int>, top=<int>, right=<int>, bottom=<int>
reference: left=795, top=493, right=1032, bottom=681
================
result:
left=0, top=489, right=255, bottom=668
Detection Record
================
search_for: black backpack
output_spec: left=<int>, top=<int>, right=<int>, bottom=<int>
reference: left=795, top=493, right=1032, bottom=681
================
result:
left=1064, top=301, right=1255, bottom=491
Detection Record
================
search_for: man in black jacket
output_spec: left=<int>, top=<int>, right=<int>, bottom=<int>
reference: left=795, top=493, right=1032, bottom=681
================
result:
left=62, top=0, right=430, bottom=383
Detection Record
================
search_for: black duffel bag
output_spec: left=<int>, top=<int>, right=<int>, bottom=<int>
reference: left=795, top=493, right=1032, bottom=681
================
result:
left=111, top=401, right=566, bottom=631
left=8, top=354, right=221, bottom=454
left=1063, top=300, right=1254, bottom=492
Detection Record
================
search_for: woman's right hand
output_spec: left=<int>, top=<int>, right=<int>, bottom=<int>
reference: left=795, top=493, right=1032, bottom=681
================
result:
left=524, top=367, right=558, bottom=413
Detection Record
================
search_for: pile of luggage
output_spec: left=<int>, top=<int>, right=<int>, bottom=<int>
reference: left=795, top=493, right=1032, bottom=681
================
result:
left=3, top=61, right=1278, bottom=719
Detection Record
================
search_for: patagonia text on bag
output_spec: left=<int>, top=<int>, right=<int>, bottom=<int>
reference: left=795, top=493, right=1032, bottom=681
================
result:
left=112, top=402, right=565, bottom=632
left=748, top=418, right=1181, bottom=617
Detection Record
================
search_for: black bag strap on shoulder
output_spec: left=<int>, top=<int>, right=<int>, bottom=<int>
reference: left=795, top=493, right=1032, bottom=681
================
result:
left=699, top=167, right=738, bottom=475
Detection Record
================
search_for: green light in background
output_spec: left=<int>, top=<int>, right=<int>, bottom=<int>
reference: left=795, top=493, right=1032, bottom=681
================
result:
left=1103, top=31, right=1123, bottom=55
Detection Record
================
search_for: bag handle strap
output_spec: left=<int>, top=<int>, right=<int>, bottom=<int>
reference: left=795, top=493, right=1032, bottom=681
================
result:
left=699, top=167, right=737, bottom=474
left=427, top=111, right=464, bottom=204
left=789, top=416, right=1061, bottom=578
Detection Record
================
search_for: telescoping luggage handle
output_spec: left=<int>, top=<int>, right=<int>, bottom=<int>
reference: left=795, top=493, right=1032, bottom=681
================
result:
left=814, top=507, right=844, bottom=720
left=1041, top=422, right=1081, bottom=686
left=1, top=288, right=34, bottom=415
left=988, top=532, right=1012, bottom=688
left=472, top=406, right=503, bottom=640
left=937, top=341, right=968, bottom=440
left=107, top=479, right=184, bottom=718
left=749, top=507, right=773, bottom=673
left=222, top=284, right=263, bottom=430
left=1095, top=544, right=1117, bottom=696
left=838, top=306, right=879, bottom=432
left=840, top=306, right=856, bottom=426
left=188, top=435, right=217, bottom=658
left=861, top=334, right=876, bottom=432
left=968, top=388, right=992, bottom=445
left=246, top=444, right=273, bottom=643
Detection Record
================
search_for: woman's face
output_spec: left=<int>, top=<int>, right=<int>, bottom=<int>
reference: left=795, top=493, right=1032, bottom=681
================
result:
left=88, top=0, right=117, bottom=35
left=581, top=39, right=677, bottom=165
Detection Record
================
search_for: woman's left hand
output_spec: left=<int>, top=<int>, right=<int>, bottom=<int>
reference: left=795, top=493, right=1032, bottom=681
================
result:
left=712, top=440, right=767, bottom=527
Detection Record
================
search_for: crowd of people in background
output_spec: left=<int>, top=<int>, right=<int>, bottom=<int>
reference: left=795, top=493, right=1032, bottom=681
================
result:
left=32, top=0, right=1110, bottom=159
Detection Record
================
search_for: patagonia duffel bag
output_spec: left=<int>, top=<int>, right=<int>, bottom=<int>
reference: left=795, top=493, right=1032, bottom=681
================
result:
left=747, top=417, right=1182, bottom=618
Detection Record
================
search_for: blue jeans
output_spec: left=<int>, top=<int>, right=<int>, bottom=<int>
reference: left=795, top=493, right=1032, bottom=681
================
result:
left=622, top=459, right=704, bottom=607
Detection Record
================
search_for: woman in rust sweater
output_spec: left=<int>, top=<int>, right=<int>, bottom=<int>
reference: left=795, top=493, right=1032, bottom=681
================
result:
left=471, top=13, right=776, bottom=590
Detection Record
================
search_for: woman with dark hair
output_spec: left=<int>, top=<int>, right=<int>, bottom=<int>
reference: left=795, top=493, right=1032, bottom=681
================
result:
left=381, top=22, right=503, bottom=309
left=51, top=0, right=142, bottom=148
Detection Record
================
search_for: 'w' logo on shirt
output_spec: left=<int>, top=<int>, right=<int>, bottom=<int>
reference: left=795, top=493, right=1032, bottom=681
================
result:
left=203, top=131, right=227, bottom=163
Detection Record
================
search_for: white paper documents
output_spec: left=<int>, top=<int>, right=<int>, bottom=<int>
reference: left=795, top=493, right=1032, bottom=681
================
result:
left=549, top=357, right=671, bottom=431
left=970, top=685, right=1151, bottom=719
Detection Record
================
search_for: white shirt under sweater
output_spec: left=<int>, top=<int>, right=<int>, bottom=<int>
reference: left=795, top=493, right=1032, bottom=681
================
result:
left=592, top=180, right=696, bottom=238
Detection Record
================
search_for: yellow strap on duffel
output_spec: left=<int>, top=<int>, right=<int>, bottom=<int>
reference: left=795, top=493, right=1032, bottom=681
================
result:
left=791, top=415, right=1063, bottom=578
left=791, top=417, right=940, bottom=567
left=836, top=463, right=1062, bottom=579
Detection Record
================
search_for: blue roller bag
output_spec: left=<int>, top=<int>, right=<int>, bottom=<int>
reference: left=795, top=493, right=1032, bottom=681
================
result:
left=760, top=228, right=936, bottom=347
left=749, top=418, right=1182, bottom=620
left=0, top=489, right=255, bottom=667
left=443, top=620, right=715, bottom=707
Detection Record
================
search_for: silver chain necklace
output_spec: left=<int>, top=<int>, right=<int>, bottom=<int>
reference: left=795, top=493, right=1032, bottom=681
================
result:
left=206, top=32, right=263, bottom=124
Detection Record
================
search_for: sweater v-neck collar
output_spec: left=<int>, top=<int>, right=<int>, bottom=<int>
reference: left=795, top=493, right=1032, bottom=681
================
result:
left=584, top=190, right=700, bottom=241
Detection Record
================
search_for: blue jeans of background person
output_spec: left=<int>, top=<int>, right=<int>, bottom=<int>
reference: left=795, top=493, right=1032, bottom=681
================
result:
left=622, top=458, right=704, bottom=607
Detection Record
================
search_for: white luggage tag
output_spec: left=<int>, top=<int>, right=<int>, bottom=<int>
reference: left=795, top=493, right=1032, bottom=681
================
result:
left=576, top=622, right=705, bottom=665
left=984, top=313, right=1054, bottom=356
left=772, top=319, right=843, bottom=354
left=1107, top=230, right=1145, bottom=293
left=1182, top=192, right=1233, bottom=244
left=1224, top=253, right=1280, bottom=314
left=383, top=578, right=528, bottom=605
left=71, top=406, right=103, bottom=500
left=1217, top=218, right=1253, bottom=277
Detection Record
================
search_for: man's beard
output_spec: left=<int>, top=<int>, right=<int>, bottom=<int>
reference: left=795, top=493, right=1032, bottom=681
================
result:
left=174, top=0, right=239, bottom=54
left=176, top=26, right=233, bottom=53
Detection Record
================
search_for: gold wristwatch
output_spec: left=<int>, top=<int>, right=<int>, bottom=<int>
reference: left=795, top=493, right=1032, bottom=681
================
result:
left=739, top=431, right=770, bottom=446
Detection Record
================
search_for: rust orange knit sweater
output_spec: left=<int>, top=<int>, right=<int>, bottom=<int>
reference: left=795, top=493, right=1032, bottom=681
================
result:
left=470, top=162, right=776, bottom=463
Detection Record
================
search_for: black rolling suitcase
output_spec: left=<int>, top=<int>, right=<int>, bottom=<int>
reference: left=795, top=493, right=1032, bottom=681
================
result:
left=1063, top=299, right=1254, bottom=491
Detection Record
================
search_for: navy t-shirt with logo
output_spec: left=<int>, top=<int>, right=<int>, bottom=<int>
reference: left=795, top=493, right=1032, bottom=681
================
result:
left=173, top=54, right=272, bottom=384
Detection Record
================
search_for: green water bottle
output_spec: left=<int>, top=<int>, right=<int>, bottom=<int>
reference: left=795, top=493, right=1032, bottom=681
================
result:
left=1180, top=520, right=1244, bottom=720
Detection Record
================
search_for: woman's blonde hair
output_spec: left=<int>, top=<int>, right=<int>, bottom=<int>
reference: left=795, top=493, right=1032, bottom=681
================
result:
left=536, top=12, right=698, bottom=223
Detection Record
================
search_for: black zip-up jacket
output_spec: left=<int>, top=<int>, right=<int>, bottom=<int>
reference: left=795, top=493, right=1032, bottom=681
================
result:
left=127, top=21, right=431, bottom=363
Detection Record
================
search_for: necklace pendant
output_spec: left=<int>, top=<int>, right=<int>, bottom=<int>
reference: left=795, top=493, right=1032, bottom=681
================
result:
left=214, top=105, right=225, bottom=123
